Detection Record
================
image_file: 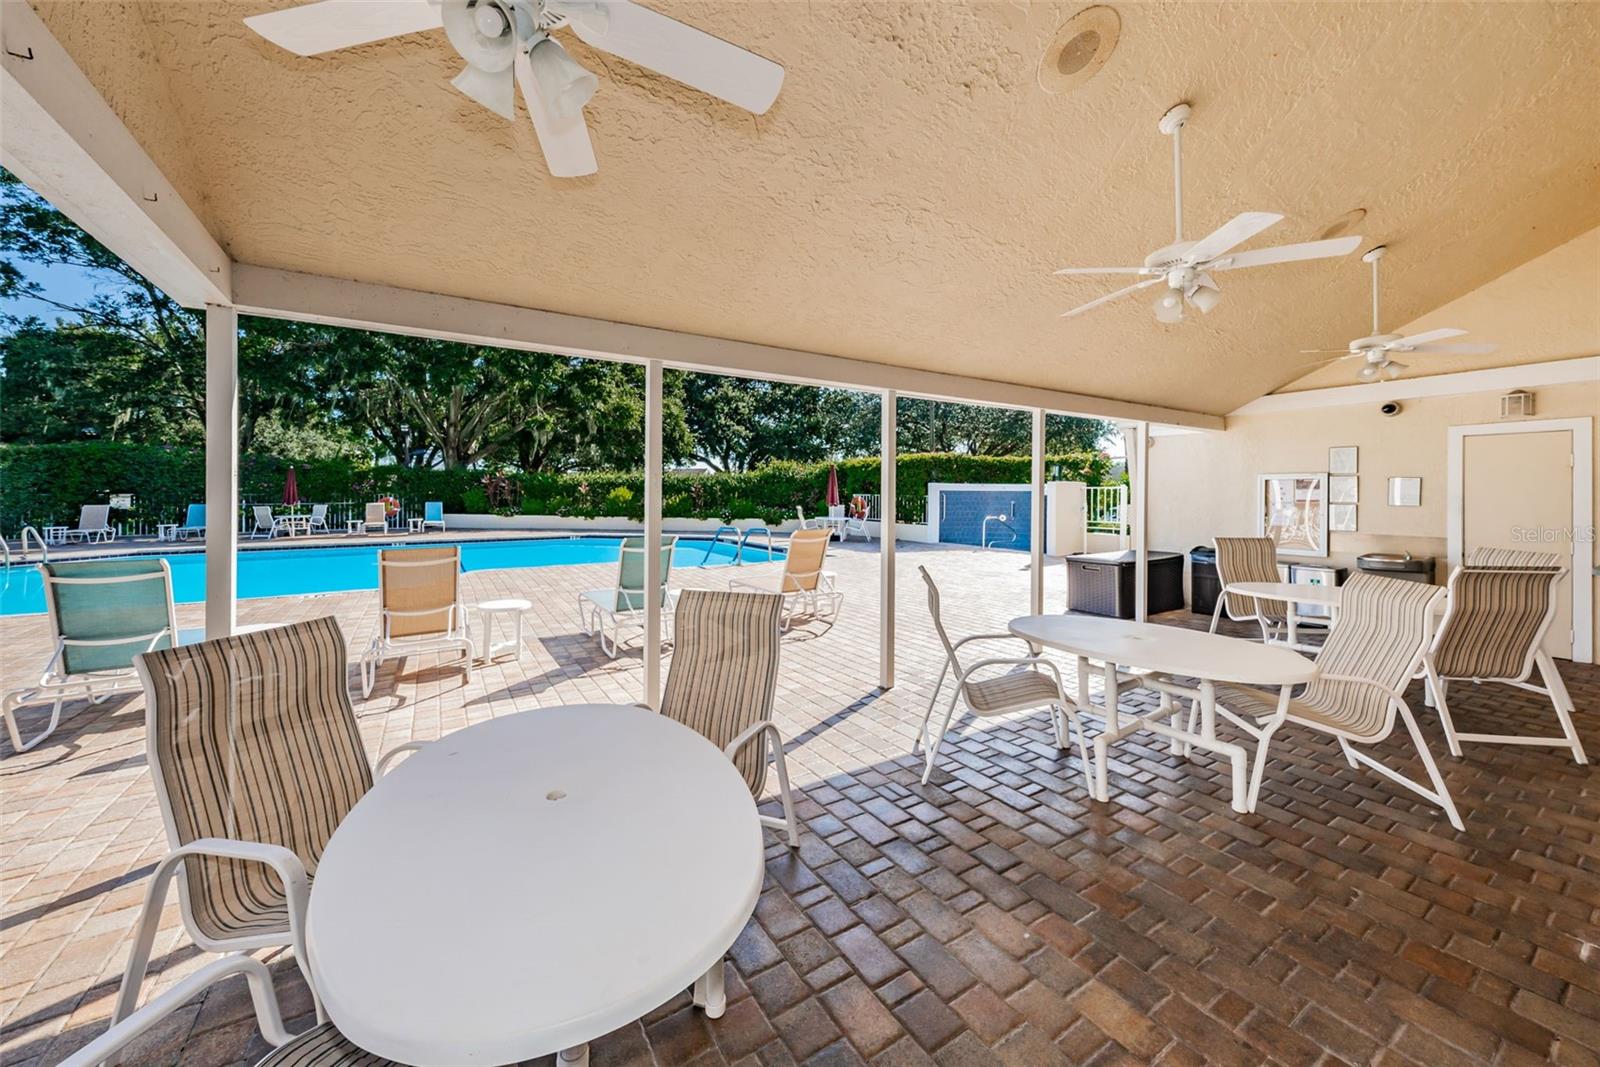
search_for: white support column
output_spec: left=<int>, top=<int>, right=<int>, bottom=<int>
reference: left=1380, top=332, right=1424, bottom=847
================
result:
left=204, top=305, right=239, bottom=639
left=643, top=360, right=664, bottom=708
left=1030, top=408, right=1046, bottom=617
left=879, top=390, right=897, bottom=691
left=1132, top=421, right=1150, bottom=623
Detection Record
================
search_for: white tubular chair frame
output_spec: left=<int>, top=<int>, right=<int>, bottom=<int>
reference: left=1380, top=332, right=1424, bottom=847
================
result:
left=63, top=505, right=115, bottom=544
left=306, top=504, right=330, bottom=534
left=358, top=553, right=475, bottom=698
left=723, top=719, right=800, bottom=848
left=732, top=568, right=843, bottom=631
left=2, top=567, right=178, bottom=755
left=576, top=591, right=679, bottom=659
left=1424, top=564, right=1587, bottom=765
left=1207, top=539, right=1290, bottom=645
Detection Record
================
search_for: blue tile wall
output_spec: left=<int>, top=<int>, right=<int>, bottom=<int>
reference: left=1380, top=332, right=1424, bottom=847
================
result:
left=938, top=489, right=1045, bottom=551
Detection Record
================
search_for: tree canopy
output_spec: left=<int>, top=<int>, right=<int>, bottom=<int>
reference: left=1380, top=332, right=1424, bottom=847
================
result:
left=2, top=170, right=1111, bottom=469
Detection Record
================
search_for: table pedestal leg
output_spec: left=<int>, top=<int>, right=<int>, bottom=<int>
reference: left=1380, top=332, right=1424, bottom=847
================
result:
left=559, top=1045, right=590, bottom=1066
left=693, top=959, right=726, bottom=1018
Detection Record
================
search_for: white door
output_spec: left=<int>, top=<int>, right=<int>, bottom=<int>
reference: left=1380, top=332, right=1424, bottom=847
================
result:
left=1461, top=429, right=1574, bottom=659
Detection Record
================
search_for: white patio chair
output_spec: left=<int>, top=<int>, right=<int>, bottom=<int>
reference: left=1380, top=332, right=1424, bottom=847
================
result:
left=2, top=560, right=185, bottom=755
left=359, top=546, right=475, bottom=697
left=357, top=500, right=388, bottom=534
left=421, top=500, right=447, bottom=532
left=176, top=503, right=206, bottom=540
left=62, top=503, right=115, bottom=543
left=730, top=527, right=842, bottom=630
left=577, top=535, right=678, bottom=658
left=653, top=589, right=799, bottom=848
left=1207, top=573, right=1461, bottom=829
left=1209, top=536, right=1290, bottom=643
left=915, top=566, right=1093, bottom=787
left=306, top=503, right=330, bottom=533
left=249, top=505, right=289, bottom=539
left=115, top=617, right=430, bottom=1053
left=1424, top=550, right=1586, bottom=764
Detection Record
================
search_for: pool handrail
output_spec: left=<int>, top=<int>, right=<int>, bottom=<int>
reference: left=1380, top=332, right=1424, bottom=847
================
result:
left=700, top=526, right=743, bottom=567
left=19, top=527, right=49, bottom=564
left=737, top=526, right=775, bottom=563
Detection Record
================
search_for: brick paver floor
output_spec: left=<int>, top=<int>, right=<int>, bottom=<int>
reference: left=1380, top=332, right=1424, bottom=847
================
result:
left=2, top=540, right=1597, bottom=1066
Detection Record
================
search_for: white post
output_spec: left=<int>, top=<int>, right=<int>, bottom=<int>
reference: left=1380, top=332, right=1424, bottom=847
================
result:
left=1132, top=421, right=1150, bottom=623
left=879, top=390, right=897, bottom=690
left=643, top=359, right=664, bottom=707
left=204, top=305, right=238, bottom=640
left=1030, top=408, right=1045, bottom=616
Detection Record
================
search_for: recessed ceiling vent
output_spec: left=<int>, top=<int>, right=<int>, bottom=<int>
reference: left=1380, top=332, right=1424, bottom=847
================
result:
left=1038, top=7, right=1120, bottom=95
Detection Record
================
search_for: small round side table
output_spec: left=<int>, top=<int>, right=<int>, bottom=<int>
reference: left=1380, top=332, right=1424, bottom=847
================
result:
left=475, top=598, right=532, bottom=659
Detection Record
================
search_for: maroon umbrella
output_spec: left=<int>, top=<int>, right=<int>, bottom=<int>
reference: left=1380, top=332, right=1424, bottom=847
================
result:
left=283, top=466, right=300, bottom=507
left=825, top=464, right=841, bottom=508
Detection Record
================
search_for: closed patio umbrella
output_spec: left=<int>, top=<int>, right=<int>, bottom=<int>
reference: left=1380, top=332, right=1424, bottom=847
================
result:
left=825, top=465, right=840, bottom=508
left=283, top=466, right=300, bottom=507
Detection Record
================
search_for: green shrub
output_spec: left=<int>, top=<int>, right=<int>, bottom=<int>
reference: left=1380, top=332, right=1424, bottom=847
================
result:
left=460, top=487, right=490, bottom=514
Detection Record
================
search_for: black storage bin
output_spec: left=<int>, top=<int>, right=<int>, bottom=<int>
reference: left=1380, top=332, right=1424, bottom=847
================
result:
left=1189, top=545, right=1220, bottom=616
left=1065, top=550, right=1184, bottom=619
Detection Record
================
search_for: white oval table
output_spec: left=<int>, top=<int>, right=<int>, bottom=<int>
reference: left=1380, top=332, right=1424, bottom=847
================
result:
left=1009, top=615, right=1318, bottom=813
left=1219, top=580, right=1342, bottom=651
left=306, top=704, right=764, bottom=1067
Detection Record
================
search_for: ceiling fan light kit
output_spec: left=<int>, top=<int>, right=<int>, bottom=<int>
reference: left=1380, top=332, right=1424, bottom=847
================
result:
left=1055, top=102, right=1363, bottom=322
left=245, top=0, right=785, bottom=178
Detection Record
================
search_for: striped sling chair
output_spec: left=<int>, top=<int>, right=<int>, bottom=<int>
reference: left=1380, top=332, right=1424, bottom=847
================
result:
left=657, top=589, right=799, bottom=848
left=1208, top=573, right=1462, bottom=829
left=1423, top=549, right=1587, bottom=764
left=113, top=617, right=427, bottom=1063
left=1209, top=536, right=1291, bottom=644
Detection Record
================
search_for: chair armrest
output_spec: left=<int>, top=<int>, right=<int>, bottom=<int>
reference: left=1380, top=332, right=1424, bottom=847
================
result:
left=958, top=655, right=1064, bottom=692
left=1316, top=672, right=1403, bottom=700
left=60, top=955, right=291, bottom=1067
left=724, top=719, right=782, bottom=761
left=375, top=741, right=430, bottom=777
left=950, top=633, right=1029, bottom=651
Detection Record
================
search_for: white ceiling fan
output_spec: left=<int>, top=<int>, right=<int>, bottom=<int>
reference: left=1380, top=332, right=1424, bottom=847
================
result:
left=1055, top=103, right=1363, bottom=322
left=1298, top=245, right=1498, bottom=380
left=244, top=0, right=784, bottom=178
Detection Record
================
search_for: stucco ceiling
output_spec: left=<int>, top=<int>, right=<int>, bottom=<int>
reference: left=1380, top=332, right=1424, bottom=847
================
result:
left=28, top=0, right=1600, bottom=416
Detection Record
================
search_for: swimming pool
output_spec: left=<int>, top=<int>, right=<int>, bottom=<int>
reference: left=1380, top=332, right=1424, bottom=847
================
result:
left=0, top=536, right=783, bottom=617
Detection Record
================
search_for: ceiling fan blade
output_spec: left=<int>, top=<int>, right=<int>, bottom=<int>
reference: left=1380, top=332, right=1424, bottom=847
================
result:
left=559, top=0, right=784, bottom=113
left=1211, top=235, right=1362, bottom=270
left=1407, top=342, right=1498, bottom=355
left=1060, top=278, right=1162, bottom=318
left=1393, top=327, right=1467, bottom=347
left=1052, top=266, right=1149, bottom=276
left=1183, top=211, right=1283, bottom=264
left=515, top=51, right=597, bottom=178
left=1297, top=348, right=1354, bottom=355
left=245, top=0, right=442, bottom=56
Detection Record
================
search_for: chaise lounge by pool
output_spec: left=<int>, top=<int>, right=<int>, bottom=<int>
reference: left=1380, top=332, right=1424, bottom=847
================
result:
left=0, top=536, right=783, bottom=617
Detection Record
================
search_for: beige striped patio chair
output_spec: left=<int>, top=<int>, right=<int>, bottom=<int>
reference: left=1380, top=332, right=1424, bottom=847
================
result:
left=359, top=546, right=475, bottom=697
left=656, top=589, right=799, bottom=848
left=114, top=617, right=426, bottom=1054
left=1209, top=536, right=1290, bottom=643
left=1423, top=550, right=1586, bottom=764
left=730, top=527, right=842, bottom=630
left=915, top=567, right=1102, bottom=789
left=1208, top=573, right=1461, bottom=828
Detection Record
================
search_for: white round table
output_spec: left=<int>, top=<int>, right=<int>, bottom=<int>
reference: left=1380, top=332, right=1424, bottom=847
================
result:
left=1221, top=580, right=1341, bottom=650
left=473, top=597, right=532, bottom=659
left=1009, top=615, right=1317, bottom=813
left=307, top=704, right=764, bottom=1066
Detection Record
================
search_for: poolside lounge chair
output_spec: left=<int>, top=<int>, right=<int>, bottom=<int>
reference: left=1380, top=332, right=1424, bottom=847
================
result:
left=1209, top=536, right=1290, bottom=643
left=828, top=502, right=871, bottom=542
left=306, top=502, right=330, bottom=534
left=249, top=505, right=291, bottom=539
left=114, top=617, right=429, bottom=1056
left=655, top=589, right=798, bottom=847
left=359, top=546, right=475, bottom=697
left=914, top=566, right=1088, bottom=786
left=1424, top=549, right=1586, bottom=764
left=354, top=501, right=388, bottom=535
left=1205, top=573, right=1461, bottom=828
left=577, top=535, right=679, bottom=658
left=2, top=560, right=185, bottom=754
left=62, top=504, right=115, bottom=543
left=729, top=527, right=841, bottom=630
left=176, top=503, right=206, bottom=540
left=421, top=500, right=447, bottom=533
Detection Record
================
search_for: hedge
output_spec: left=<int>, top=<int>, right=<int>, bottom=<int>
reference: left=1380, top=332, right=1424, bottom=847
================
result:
left=0, top=443, right=1112, bottom=533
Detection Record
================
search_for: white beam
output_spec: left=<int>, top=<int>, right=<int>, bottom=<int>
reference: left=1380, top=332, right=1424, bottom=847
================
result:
left=204, top=306, right=239, bottom=639
left=1230, top=356, right=1600, bottom=417
left=1029, top=409, right=1045, bottom=616
left=643, top=360, right=664, bottom=707
left=0, top=0, right=228, bottom=308
left=1131, top=422, right=1150, bottom=623
left=231, top=265, right=1224, bottom=430
left=879, top=391, right=897, bottom=691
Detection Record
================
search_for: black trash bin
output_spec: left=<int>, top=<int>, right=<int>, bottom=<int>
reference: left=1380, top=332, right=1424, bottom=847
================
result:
left=1189, top=545, right=1220, bottom=616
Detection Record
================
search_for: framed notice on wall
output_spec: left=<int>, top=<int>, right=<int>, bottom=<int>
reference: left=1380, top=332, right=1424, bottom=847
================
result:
left=1256, top=473, right=1329, bottom=557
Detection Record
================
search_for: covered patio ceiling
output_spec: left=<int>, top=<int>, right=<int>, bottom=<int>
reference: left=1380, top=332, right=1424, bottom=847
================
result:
left=14, top=0, right=1600, bottom=418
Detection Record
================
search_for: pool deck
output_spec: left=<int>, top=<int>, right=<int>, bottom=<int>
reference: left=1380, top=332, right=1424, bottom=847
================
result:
left=2, top=542, right=1598, bottom=1067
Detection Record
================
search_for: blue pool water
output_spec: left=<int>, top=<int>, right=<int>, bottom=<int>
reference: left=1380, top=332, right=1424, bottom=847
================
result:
left=0, top=536, right=782, bottom=617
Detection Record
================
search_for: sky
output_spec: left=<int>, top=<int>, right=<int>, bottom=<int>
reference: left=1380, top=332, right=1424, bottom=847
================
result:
left=4, top=260, right=114, bottom=323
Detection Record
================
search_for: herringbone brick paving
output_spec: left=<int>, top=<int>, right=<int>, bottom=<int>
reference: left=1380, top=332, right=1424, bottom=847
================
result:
left=1, top=540, right=1596, bottom=1066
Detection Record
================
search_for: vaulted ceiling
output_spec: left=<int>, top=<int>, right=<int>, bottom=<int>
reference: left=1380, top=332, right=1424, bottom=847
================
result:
left=28, top=0, right=1600, bottom=416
